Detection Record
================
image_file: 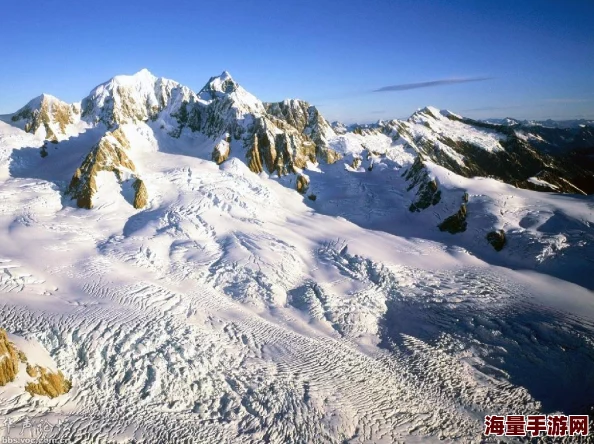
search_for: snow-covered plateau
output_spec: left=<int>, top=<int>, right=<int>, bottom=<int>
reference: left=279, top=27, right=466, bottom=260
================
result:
left=0, top=69, right=593, bottom=443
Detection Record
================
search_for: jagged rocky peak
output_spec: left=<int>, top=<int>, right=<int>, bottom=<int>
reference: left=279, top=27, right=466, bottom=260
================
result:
left=10, top=93, right=79, bottom=141
left=67, top=127, right=146, bottom=209
left=200, top=70, right=239, bottom=97
left=403, top=156, right=442, bottom=212
left=81, top=68, right=196, bottom=127
left=197, top=70, right=265, bottom=115
left=264, top=99, right=336, bottom=144
left=182, top=73, right=341, bottom=173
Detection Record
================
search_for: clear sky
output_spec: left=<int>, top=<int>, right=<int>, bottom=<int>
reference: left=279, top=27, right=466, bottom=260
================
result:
left=1, top=0, right=593, bottom=123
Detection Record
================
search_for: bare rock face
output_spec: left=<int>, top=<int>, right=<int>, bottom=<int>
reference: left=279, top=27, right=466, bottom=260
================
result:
left=132, top=178, right=148, bottom=209
left=0, top=329, right=71, bottom=398
left=405, top=156, right=442, bottom=212
left=284, top=133, right=317, bottom=170
left=296, top=174, right=310, bottom=194
left=11, top=94, right=79, bottom=141
left=242, top=117, right=319, bottom=176
left=212, top=134, right=231, bottom=165
left=25, top=364, right=72, bottom=398
left=67, top=128, right=138, bottom=209
left=265, top=99, right=335, bottom=147
left=438, top=204, right=468, bottom=234
left=246, top=133, right=264, bottom=174
left=264, top=99, right=341, bottom=166
left=182, top=74, right=341, bottom=176
left=272, top=133, right=294, bottom=176
left=487, top=229, right=506, bottom=251
left=0, top=329, right=20, bottom=386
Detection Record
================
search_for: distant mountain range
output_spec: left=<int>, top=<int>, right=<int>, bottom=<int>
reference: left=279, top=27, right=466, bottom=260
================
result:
left=4, top=70, right=593, bottom=206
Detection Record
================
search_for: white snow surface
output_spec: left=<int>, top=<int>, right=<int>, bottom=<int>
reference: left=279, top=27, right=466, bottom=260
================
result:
left=0, top=75, right=593, bottom=443
left=528, top=176, right=559, bottom=190
left=81, top=69, right=198, bottom=126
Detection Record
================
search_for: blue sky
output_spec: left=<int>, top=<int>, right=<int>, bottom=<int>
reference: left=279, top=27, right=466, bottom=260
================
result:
left=1, top=0, right=593, bottom=123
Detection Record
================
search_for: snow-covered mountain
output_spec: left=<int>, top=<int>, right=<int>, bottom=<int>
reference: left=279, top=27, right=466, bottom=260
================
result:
left=0, top=69, right=593, bottom=442
left=9, top=94, right=82, bottom=142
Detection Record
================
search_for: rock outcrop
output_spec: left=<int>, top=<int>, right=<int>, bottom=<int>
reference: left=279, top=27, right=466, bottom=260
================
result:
left=0, top=329, right=20, bottom=386
left=404, top=157, right=441, bottom=212
left=439, top=204, right=468, bottom=234
left=212, top=134, right=231, bottom=165
left=67, top=128, right=139, bottom=209
left=0, top=329, right=71, bottom=398
left=246, top=133, right=265, bottom=174
left=265, top=99, right=341, bottom=166
left=265, top=100, right=334, bottom=144
left=25, top=365, right=72, bottom=398
left=132, top=178, right=148, bottom=209
left=487, top=229, right=506, bottom=251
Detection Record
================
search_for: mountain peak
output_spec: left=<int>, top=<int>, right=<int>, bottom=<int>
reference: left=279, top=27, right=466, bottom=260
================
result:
left=10, top=92, right=78, bottom=141
left=81, top=69, right=187, bottom=127
left=19, top=93, right=62, bottom=111
left=202, top=71, right=239, bottom=96
left=135, top=68, right=154, bottom=76
left=219, top=70, right=233, bottom=81
left=420, top=106, right=442, bottom=117
left=109, top=68, right=158, bottom=87
left=38, top=93, right=59, bottom=102
left=196, top=70, right=265, bottom=115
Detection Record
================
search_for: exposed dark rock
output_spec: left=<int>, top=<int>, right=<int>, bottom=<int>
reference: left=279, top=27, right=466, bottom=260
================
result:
left=439, top=204, right=468, bottom=234
left=405, top=157, right=441, bottom=212
left=246, top=133, right=264, bottom=174
left=132, top=178, right=148, bottom=209
left=296, top=174, right=309, bottom=194
left=487, top=229, right=506, bottom=251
